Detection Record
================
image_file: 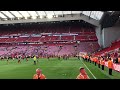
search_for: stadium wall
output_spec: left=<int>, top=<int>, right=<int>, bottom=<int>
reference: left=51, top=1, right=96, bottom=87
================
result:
left=102, top=25, right=120, bottom=48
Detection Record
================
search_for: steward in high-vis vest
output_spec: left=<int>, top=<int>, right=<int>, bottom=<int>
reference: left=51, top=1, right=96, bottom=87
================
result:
left=97, top=60, right=100, bottom=68
left=33, top=68, right=46, bottom=79
left=101, top=58, right=105, bottom=70
left=91, top=57, right=94, bottom=64
left=89, top=56, right=92, bottom=63
left=87, top=55, right=89, bottom=62
left=108, top=58, right=113, bottom=75
left=76, top=67, right=89, bottom=79
left=33, top=55, right=37, bottom=65
left=94, top=57, right=97, bottom=66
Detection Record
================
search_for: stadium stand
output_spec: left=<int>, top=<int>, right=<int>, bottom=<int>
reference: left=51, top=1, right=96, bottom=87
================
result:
left=0, top=20, right=99, bottom=46
left=0, top=11, right=120, bottom=79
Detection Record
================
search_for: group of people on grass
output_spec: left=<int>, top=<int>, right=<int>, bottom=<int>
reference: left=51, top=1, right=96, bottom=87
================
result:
left=81, top=54, right=114, bottom=75
left=33, top=53, right=115, bottom=79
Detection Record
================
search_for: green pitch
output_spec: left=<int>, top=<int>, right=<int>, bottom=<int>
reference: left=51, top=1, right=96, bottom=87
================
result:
left=0, top=57, right=120, bottom=79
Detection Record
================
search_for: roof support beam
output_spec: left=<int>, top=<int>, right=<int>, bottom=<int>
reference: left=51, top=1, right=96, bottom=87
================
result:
left=0, top=14, right=99, bottom=26
left=0, top=12, right=10, bottom=19
left=27, top=11, right=32, bottom=18
left=80, top=11, right=83, bottom=16
left=0, top=17, right=3, bottom=20
left=110, top=11, right=120, bottom=16
left=62, top=11, right=64, bottom=17
left=18, top=11, right=25, bottom=18
left=44, top=11, right=47, bottom=17
left=71, top=11, right=73, bottom=17
left=9, top=11, right=17, bottom=18
left=89, top=11, right=92, bottom=19
left=35, top=11, right=40, bottom=18
left=0, top=13, right=5, bottom=20
left=53, top=11, right=56, bottom=16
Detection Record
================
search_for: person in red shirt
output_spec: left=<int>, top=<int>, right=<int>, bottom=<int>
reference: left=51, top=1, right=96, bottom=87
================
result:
left=33, top=68, right=46, bottom=79
left=76, top=67, right=89, bottom=79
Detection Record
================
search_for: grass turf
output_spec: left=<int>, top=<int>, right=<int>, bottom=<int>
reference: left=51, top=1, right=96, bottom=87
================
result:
left=0, top=57, right=119, bottom=79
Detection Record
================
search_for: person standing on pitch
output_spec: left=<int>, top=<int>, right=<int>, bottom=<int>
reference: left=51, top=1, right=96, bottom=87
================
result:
left=90, top=56, right=93, bottom=63
left=18, top=55, right=21, bottom=64
left=7, top=56, right=9, bottom=64
left=47, top=55, right=50, bottom=60
left=89, top=56, right=92, bottom=63
left=94, top=57, right=97, bottom=66
left=86, top=55, right=89, bottom=62
left=101, top=57, right=105, bottom=70
left=33, top=55, right=37, bottom=65
left=97, top=57, right=100, bottom=68
left=108, top=58, right=113, bottom=75
left=78, top=55, right=80, bottom=60
left=58, top=56, right=60, bottom=60
left=76, top=67, right=89, bottom=79
left=85, top=55, right=87, bottom=62
left=88, top=55, right=90, bottom=62
left=33, top=68, right=46, bottom=79
left=26, top=56, right=28, bottom=62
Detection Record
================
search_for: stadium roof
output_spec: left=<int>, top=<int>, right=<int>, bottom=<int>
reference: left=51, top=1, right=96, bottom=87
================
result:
left=0, top=11, right=103, bottom=21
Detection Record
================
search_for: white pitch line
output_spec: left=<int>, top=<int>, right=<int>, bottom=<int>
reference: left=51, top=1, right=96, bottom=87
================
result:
left=80, top=60, right=97, bottom=79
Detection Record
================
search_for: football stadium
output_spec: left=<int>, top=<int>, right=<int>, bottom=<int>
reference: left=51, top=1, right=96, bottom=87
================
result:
left=0, top=11, right=120, bottom=79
